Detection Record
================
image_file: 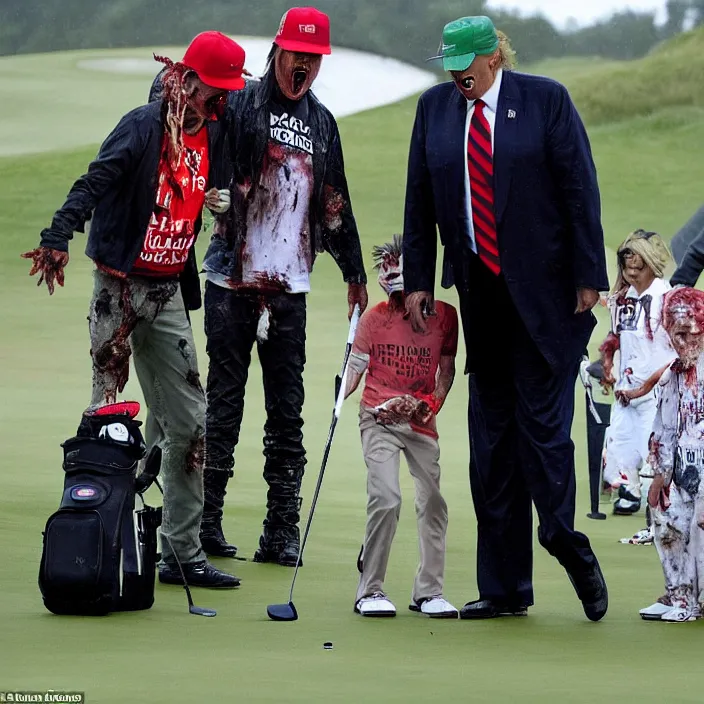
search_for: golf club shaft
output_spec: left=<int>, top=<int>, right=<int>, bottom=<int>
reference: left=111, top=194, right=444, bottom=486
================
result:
left=153, top=478, right=197, bottom=609
left=288, top=414, right=338, bottom=603
left=286, top=305, right=361, bottom=602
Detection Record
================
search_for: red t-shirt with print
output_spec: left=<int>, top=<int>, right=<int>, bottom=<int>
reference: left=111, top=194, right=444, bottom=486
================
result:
left=352, top=300, right=459, bottom=437
left=132, top=128, right=209, bottom=277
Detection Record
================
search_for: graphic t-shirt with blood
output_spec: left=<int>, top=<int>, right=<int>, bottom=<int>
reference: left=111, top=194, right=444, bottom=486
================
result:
left=132, top=128, right=209, bottom=277
left=353, top=300, right=459, bottom=438
left=239, top=96, right=314, bottom=293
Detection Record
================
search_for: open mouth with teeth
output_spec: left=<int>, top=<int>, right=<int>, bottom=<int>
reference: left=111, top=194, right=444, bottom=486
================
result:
left=292, top=68, right=309, bottom=94
left=460, top=76, right=475, bottom=91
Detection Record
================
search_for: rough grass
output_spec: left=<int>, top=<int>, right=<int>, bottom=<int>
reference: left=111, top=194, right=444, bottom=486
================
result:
left=565, top=26, right=704, bottom=126
left=2, top=40, right=704, bottom=703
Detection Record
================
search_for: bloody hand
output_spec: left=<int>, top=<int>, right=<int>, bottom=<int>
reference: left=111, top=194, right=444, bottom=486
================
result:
left=599, top=361, right=616, bottom=395
left=405, top=291, right=435, bottom=333
left=614, top=389, right=634, bottom=407
left=412, top=400, right=434, bottom=426
left=648, top=474, right=671, bottom=511
left=21, top=247, right=69, bottom=295
left=376, top=395, right=418, bottom=426
left=348, top=282, right=368, bottom=319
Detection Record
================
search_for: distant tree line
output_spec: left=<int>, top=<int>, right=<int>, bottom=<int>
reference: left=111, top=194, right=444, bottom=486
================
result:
left=1, top=0, right=703, bottom=65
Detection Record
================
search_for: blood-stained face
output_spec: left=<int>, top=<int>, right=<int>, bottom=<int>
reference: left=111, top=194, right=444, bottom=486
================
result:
left=450, top=52, right=500, bottom=102
left=182, top=73, right=228, bottom=134
left=275, top=48, right=322, bottom=101
left=663, top=289, right=704, bottom=369
left=378, top=253, right=403, bottom=296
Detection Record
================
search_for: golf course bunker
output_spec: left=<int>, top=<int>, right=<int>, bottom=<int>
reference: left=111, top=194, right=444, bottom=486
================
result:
left=77, top=37, right=437, bottom=120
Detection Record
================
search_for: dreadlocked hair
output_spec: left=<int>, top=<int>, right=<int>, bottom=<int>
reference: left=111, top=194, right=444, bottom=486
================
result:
left=153, top=53, right=190, bottom=170
left=372, top=234, right=403, bottom=270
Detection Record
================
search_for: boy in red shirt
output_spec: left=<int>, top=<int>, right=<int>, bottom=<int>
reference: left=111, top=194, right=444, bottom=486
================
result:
left=345, top=235, right=459, bottom=618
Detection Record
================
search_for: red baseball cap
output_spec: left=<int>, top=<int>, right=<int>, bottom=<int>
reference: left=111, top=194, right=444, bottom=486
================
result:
left=274, top=7, right=332, bottom=55
left=182, top=31, right=247, bottom=91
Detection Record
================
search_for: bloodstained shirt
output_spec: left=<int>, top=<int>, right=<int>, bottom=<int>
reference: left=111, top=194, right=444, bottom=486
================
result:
left=353, top=300, right=459, bottom=437
left=208, top=94, right=314, bottom=294
left=132, top=128, right=209, bottom=277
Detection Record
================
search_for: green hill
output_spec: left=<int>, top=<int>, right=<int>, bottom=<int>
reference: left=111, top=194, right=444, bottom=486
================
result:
left=565, top=26, right=704, bottom=126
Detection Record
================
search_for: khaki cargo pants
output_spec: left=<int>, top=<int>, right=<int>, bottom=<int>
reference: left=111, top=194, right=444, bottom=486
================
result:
left=88, top=269, right=206, bottom=565
left=356, top=408, right=449, bottom=604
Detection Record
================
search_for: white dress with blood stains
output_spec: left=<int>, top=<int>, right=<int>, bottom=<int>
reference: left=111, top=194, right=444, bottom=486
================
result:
left=650, top=358, right=704, bottom=616
left=603, top=278, right=676, bottom=495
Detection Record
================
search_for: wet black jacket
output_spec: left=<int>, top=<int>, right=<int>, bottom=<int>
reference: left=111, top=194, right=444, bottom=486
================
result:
left=39, top=101, right=226, bottom=310
left=201, top=76, right=366, bottom=285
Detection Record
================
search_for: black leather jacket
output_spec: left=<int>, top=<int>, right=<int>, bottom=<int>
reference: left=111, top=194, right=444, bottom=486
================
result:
left=39, top=101, right=226, bottom=310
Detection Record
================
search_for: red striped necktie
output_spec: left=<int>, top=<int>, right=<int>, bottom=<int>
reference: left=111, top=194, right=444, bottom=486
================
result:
left=468, top=100, right=500, bottom=275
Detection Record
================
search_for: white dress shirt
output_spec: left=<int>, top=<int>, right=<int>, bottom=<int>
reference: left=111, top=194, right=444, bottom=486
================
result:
left=464, top=68, right=503, bottom=254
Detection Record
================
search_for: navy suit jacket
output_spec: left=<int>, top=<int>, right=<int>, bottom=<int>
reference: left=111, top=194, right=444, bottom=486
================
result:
left=402, top=71, right=609, bottom=372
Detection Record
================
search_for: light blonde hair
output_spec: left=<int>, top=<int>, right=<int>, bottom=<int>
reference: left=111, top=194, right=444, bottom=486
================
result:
left=611, top=229, right=672, bottom=295
left=496, top=31, right=517, bottom=70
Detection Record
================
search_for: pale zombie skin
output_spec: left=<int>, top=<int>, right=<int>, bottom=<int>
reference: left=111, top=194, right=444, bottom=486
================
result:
left=648, top=288, right=704, bottom=617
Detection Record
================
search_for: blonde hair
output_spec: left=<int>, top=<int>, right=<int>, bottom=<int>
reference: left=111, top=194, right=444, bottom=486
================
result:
left=496, top=31, right=517, bottom=70
left=611, top=229, right=672, bottom=295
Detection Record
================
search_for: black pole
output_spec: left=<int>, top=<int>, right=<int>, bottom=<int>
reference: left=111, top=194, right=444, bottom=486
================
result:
left=586, top=392, right=610, bottom=520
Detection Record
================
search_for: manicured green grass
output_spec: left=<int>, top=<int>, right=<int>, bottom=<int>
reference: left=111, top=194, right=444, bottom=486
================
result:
left=2, top=34, right=704, bottom=703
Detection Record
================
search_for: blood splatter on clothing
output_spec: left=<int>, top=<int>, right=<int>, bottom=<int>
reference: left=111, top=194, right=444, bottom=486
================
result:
left=208, top=99, right=315, bottom=295
left=353, top=300, right=458, bottom=438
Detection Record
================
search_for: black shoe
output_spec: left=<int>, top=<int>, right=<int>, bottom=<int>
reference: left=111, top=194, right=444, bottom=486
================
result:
left=158, top=560, right=241, bottom=588
left=459, top=599, right=529, bottom=620
left=200, top=524, right=238, bottom=559
left=613, top=486, right=641, bottom=515
left=568, top=560, right=608, bottom=622
left=253, top=528, right=302, bottom=567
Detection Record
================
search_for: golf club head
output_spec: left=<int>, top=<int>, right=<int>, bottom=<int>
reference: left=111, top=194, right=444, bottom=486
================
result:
left=267, top=601, right=298, bottom=621
left=189, top=604, right=217, bottom=617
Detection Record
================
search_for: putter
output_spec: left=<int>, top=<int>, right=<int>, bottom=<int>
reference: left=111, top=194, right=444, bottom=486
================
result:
left=267, top=305, right=361, bottom=622
left=150, top=478, right=217, bottom=618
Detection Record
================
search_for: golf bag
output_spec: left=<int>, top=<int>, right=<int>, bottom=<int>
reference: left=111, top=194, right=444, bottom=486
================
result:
left=580, top=358, right=612, bottom=520
left=586, top=394, right=611, bottom=519
left=38, top=403, right=162, bottom=616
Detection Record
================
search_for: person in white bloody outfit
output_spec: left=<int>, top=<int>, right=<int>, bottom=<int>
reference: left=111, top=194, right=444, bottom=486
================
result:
left=598, top=231, right=676, bottom=522
left=640, top=287, right=704, bottom=622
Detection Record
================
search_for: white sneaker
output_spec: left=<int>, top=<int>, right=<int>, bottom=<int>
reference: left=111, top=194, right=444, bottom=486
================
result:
left=620, top=528, right=653, bottom=545
left=355, top=592, right=396, bottom=617
left=661, top=606, right=697, bottom=622
left=410, top=596, right=459, bottom=619
left=639, top=601, right=673, bottom=620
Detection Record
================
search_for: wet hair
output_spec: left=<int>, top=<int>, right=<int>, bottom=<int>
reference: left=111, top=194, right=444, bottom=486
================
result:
left=372, top=234, right=403, bottom=270
left=611, top=229, right=672, bottom=294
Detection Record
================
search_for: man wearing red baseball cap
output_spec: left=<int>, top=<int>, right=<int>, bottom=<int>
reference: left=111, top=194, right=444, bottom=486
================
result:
left=23, top=32, right=247, bottom=590
left=194, top=8, right=369, bottom=568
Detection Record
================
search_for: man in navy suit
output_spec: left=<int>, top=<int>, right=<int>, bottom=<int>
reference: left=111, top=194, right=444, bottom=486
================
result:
left=402, top=16, right=610, bottom=621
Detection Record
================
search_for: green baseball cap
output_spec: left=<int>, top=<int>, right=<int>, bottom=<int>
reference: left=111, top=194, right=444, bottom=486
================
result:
left=427, top=16, right=499, bottom=72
